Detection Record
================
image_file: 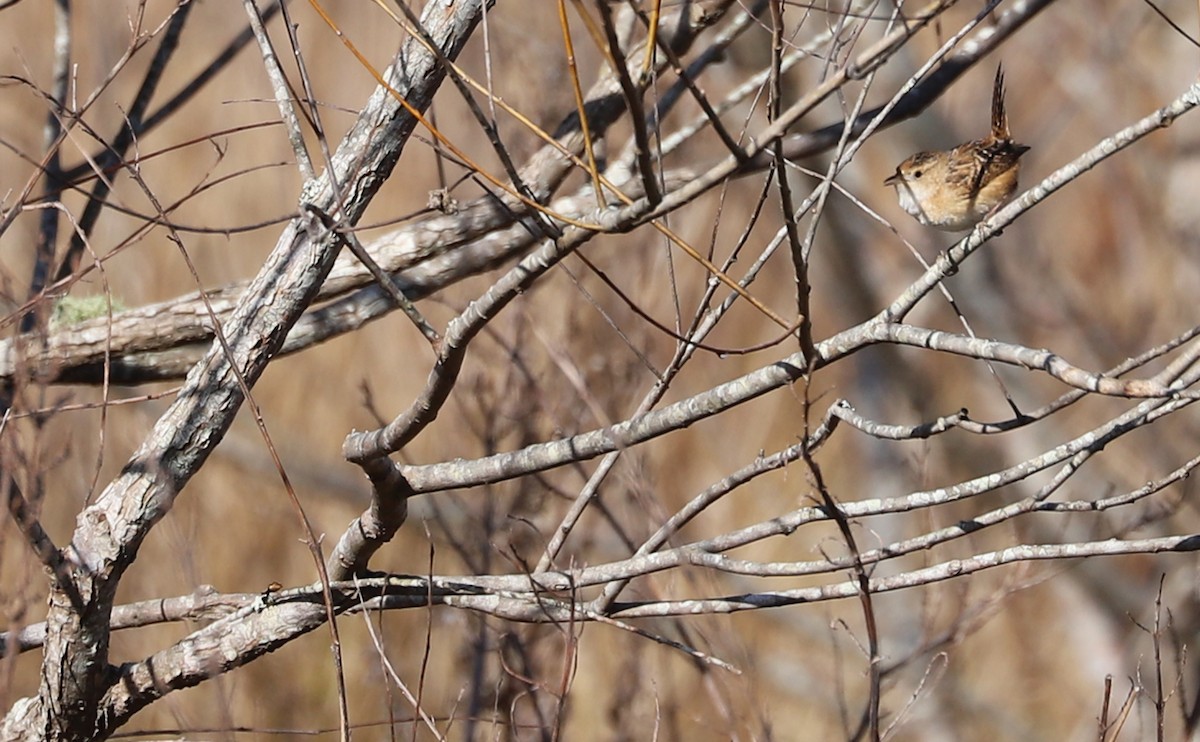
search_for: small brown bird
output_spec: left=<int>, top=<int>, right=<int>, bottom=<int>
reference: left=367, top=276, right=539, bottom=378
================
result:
left=884, top=66, right=1031, bottom=231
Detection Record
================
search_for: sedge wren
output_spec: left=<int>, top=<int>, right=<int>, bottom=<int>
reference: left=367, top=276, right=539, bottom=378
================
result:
left=884, top=66, right=1030, bottom=231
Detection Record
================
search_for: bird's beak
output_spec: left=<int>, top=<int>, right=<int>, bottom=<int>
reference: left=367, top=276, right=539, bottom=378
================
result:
left=883, top=170, right=901, bottom=186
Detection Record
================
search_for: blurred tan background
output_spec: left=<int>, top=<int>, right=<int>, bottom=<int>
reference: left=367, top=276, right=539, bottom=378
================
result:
left=2, top=1, right=1200, bottom=739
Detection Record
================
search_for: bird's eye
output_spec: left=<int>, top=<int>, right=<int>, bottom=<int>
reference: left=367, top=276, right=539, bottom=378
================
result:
left=912, top=170, right=923, bottom=179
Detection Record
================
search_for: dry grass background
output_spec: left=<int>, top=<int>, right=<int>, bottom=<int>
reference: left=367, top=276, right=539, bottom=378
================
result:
left=2, top=1, right=1200, bottom=740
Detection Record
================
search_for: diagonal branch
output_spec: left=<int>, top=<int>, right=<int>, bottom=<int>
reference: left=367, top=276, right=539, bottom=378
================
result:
left=2, top=2, right=490, bottom=738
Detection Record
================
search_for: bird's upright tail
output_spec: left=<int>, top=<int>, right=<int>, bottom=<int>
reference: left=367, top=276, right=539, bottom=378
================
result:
left=991, top=64, right=1010, bottom=141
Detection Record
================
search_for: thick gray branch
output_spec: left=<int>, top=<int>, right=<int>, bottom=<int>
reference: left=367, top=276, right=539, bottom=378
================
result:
left=2, top=3, right=487, bottom=739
